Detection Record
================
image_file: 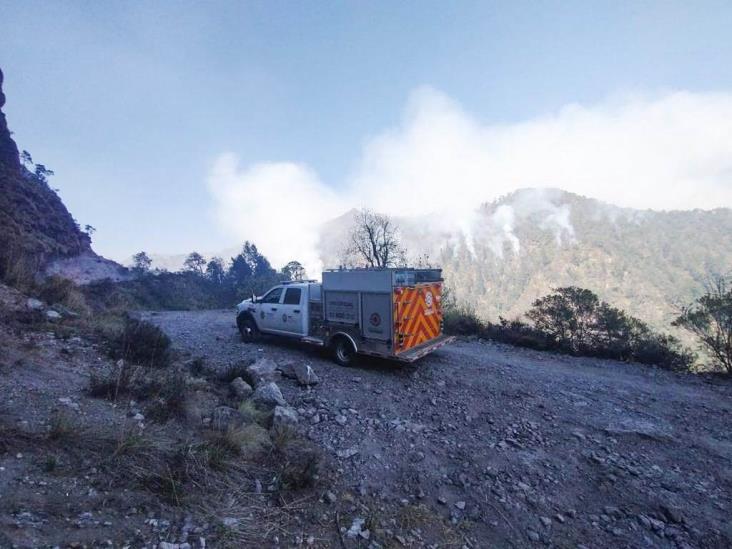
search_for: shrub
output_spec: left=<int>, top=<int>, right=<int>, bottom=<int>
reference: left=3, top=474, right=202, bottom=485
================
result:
left=90, top=361, right=189, bottom=418
left=674, top=276, right=732, bottom=374
left=443, top=305, right=483, bottom=336
left=484, top=318, right=558, bottom=351
left=109, top=318, right=171, bottom=368
left=0, top=244, right=40, bottom=292
left=527, top=287, right=600, bottom=353
left=38, top=276, right=75, bottom=305
left=5, top=275, right=90, bottom=319
left=446, top=287, right=693, bottom=371
left=144, top=371, right=189, bottom=422
left=273, top=438, right=322, bottom=490
left=89, top=360, right=145, bottom=401
left=48, top=410, right=77, bottom=440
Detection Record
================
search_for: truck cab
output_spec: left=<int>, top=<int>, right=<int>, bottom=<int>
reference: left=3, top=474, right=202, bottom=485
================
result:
left=236, top=281, right=321, bottom=339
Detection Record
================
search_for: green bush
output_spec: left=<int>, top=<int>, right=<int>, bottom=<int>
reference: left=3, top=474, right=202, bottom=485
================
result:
left=483, top=318, right=558, bottom=351
left=445, top=286, right=694, bottom=371
left=674, top=276, right=732, bottom=374
left=443, top=305, right=484, bottom=336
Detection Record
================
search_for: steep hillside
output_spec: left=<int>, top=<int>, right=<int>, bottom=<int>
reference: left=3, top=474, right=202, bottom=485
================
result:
left=0, top=68, right=91, bottom=280
left=0, top=68, right=127, bottom=285
left=317, top=190, right=732, bottom=331
left=439, top=189, right=732, bottom=329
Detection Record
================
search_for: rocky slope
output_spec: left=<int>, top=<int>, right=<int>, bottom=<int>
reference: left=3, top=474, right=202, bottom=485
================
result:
left=0, top=67, right=127, bottom=285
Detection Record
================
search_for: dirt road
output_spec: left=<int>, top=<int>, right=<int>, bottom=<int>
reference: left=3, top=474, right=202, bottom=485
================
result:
left=142, top=309, right=732, bottom=548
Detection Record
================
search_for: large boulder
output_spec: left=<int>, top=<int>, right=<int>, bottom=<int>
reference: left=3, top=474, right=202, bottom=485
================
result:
left=251, top=382, right=286, bottom=410
left=278, top=361, right=320, bottom=386
left=245, top=358, right=279, bottom=387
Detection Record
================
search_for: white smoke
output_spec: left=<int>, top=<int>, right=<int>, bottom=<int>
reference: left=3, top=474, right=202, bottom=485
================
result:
left=208, top=87, right=732, bottom=272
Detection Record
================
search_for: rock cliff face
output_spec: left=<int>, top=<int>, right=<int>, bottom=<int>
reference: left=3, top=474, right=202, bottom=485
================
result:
left=0, top=67, right=96, bottom=282
left=0, top=68, right=20, bottom=171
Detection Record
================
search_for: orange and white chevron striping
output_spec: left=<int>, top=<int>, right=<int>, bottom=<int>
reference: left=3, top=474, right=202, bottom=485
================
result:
left=393, top=282, right=443, bottom=353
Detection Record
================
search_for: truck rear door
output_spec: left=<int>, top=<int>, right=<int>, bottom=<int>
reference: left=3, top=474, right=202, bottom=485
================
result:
left=393, top=282, right=444, bottom=354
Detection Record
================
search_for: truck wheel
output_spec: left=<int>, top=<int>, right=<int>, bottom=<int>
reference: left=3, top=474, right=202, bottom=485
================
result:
left=332, top=336, right=356, bottom=367
left=237, top=314, right=259, bottom=342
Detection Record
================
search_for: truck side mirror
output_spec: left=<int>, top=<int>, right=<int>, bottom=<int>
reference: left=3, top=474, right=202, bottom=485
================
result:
left=251, top=292, right=257, bottom=303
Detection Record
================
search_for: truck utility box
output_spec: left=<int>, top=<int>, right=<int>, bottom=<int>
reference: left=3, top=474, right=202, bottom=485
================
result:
left=320, top=268, right=449, bottom=357
left=236, top=268, right=454, bottom=365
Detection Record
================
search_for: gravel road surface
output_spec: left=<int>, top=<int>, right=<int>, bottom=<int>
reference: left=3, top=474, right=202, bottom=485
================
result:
left=143, top=309, right=732, bottom=548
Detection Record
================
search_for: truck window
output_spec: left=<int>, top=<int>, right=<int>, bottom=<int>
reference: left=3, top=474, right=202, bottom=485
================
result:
left=261, top=287, right=283, bottom=304
left=283, top=288, right=302, bottom=305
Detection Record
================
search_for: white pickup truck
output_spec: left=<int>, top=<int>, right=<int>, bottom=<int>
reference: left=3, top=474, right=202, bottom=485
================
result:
left=236, top=268, right=454, bottom=366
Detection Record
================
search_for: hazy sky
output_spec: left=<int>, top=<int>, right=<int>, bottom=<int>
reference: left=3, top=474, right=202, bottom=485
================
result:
left=1, top=1, right=732, bottom=267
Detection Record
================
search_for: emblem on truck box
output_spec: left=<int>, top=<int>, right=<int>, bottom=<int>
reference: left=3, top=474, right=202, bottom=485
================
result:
left=370, top=313, right=381, bottom=326
left=425, top=291, right=434, bottom=308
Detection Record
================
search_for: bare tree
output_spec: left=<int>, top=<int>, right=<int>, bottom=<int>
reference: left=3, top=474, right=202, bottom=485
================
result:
left=346, top=209, right=406, bottom=268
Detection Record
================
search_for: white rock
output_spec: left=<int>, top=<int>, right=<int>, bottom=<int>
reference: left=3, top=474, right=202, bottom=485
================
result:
left=26, top=298, right=44, bottom=311
left=346, top=517, right=365, bottom=538
left=45, top=310, right=62, bottom=321
left=58, top=397, right=80, bottom=411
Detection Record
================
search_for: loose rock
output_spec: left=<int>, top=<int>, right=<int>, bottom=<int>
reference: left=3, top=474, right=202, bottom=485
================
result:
left=230, top=377, right=253, bottom=399
left=278, top=361, right=320, bottom=386
left=272, top=405, right=299, bottom=429
left=251, top=382, right=287, bottom=410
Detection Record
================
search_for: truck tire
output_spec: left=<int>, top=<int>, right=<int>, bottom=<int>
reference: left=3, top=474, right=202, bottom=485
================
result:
left=237, top=313, right=259, bottom=342
left=331, top=336, right=356, bottom=367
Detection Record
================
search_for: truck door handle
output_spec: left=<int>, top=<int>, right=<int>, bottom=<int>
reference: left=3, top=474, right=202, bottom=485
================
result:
left=293, top=309, right=300, bottom=313
left=271, top=307, right=278, bottom=311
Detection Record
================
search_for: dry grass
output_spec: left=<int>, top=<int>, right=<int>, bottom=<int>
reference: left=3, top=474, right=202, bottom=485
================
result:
left=0, top=245, right=40, bottom=292
left=199, top=486, right=316, bottom=548
left=353, top=502, right=474, bottom=549
left=48, top=410, right=78, bottom=441
left=37, top=275, right=90, bottom=316
left=88, top=360, right=145, bottom=401
left=238, top=399, right=271, bottom=427
left=204, top=424, right=272, bottom=466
